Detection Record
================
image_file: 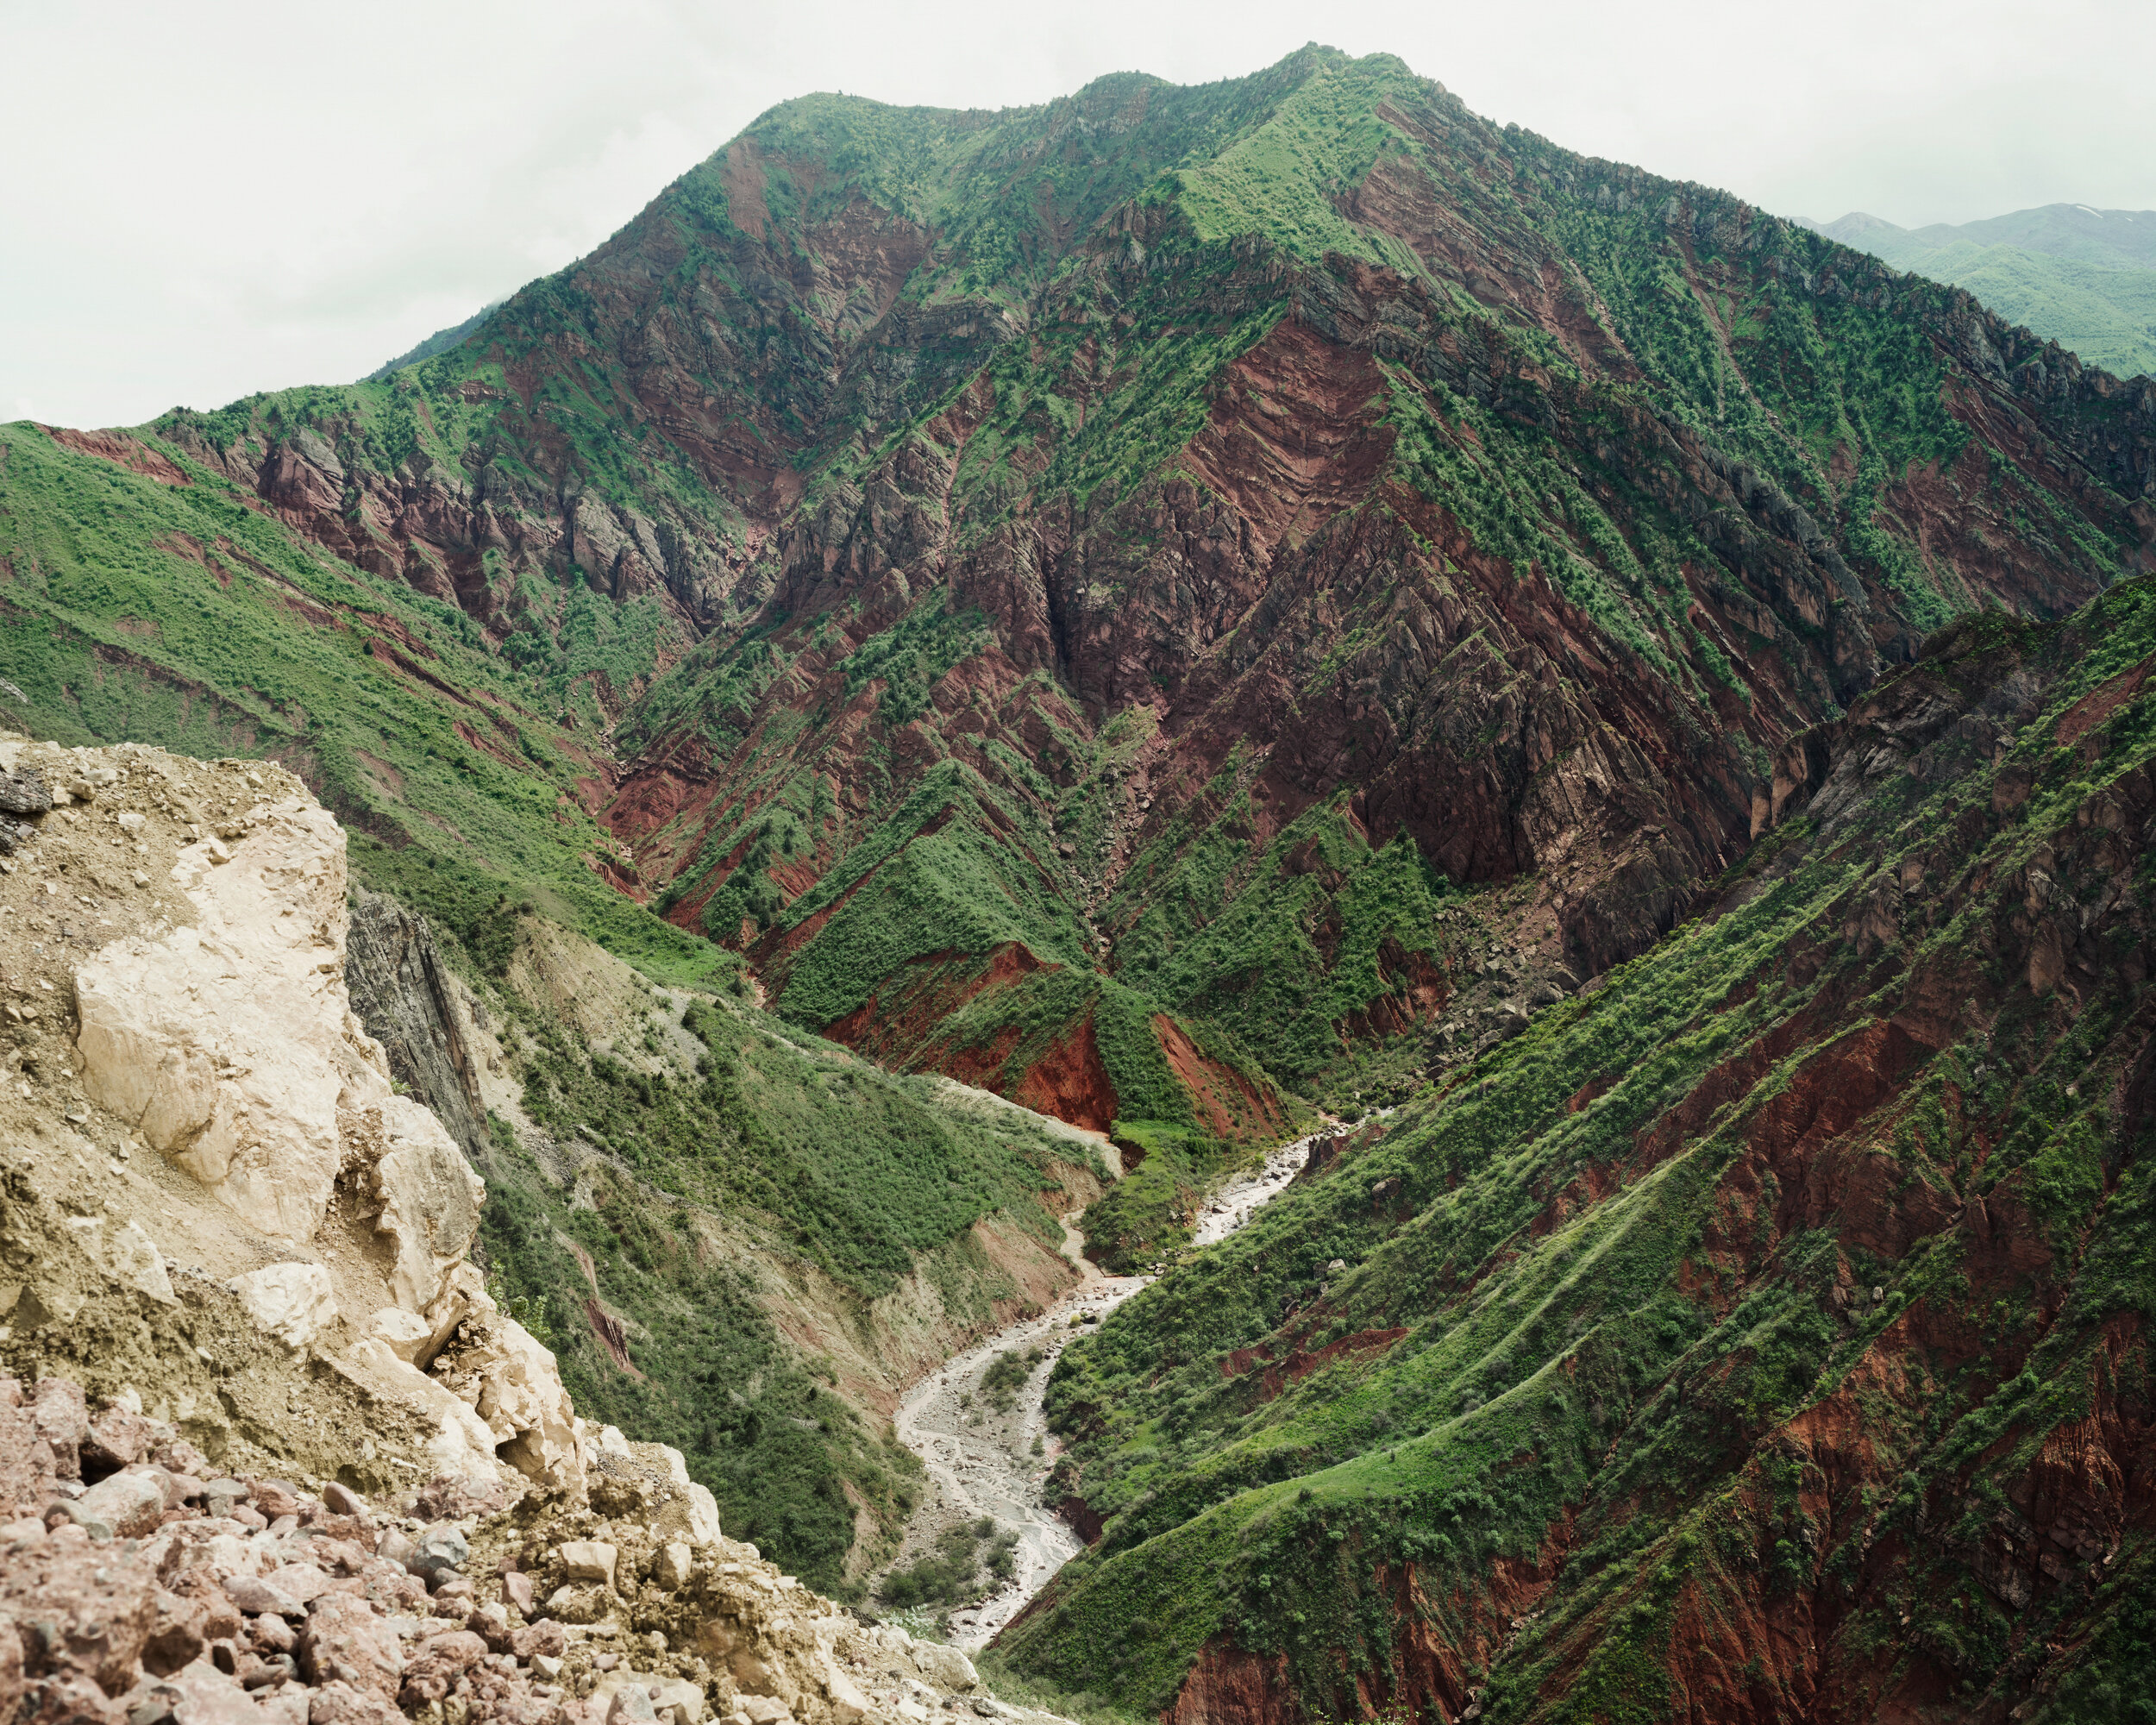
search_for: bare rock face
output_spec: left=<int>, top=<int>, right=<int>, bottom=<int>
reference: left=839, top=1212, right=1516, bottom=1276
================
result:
left=368, top=1098, right=484, bottom=1314
left=74, top=800, right=384, bottom=1240
left=40, top=740, right=582, bottom=1496
left=438, top=1304, right=585, bottom=1499
left=226, top=1264, right=338, bottom=1351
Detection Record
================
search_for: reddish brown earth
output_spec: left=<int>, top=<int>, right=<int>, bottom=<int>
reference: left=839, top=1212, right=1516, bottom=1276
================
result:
left=1152, top=1015, right=1291, bottom=1140
left=42, top=424, right=191, bottom=486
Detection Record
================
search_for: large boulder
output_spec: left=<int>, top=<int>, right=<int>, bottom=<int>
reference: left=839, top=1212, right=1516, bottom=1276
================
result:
left=370, top=1098, right=484, bottom=1314
left=227, top=1263, right=337, bottom=1350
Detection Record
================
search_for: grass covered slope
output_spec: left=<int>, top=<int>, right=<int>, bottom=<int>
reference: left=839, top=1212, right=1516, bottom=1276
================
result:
left=1000, top=571, right=2156, bottom=1723
left=0, top=419, right=719, bottom=983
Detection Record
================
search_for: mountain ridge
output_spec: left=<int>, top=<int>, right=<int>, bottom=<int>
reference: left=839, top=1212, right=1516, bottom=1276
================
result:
left=1799, top=204, right=2156, bottom=379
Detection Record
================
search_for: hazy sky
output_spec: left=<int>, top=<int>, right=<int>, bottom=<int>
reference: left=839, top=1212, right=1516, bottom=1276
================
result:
left=4, top=0, right=2149, bottom=429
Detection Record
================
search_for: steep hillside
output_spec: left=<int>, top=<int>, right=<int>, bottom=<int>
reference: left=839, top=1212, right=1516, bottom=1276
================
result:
left=1805, top=207, right=2156, bottom=380
left=4, top=47, right=2153, bottom=1140
left=1000, top=569, right=2156, bottom=1723
left=342, top=889, right=1112, bottom=1599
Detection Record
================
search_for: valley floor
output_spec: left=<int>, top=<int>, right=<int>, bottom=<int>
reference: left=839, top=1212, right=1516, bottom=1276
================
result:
left=885, top=1136, right=1323, bottom=1648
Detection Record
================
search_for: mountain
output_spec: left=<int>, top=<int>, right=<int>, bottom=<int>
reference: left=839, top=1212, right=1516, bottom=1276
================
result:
left=4, top=44, right=2156, bottom=1680
left=9, top=47, right=2145, bottom=1141
left=1811, top=204, right=2156, bottom=273
left=1803, top=205, right=2156, bottom=378
left=1007, top=568, right=2156, bottom=1722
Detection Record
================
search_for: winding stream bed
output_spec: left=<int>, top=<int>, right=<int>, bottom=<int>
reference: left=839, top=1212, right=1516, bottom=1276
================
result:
left=892, top=1130, right=1328, bottom=1651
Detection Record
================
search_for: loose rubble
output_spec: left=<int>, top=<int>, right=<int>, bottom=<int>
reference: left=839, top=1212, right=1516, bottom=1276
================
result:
left=0, top=1371, right=1060, bottom=1725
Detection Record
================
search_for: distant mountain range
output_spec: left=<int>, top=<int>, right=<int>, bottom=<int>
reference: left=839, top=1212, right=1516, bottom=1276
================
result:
left=1800, top=203, right=2156, bottom=376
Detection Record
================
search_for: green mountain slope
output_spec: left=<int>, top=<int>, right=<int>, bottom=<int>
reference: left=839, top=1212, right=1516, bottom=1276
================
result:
left=1006, top=568, right=2156, bottom=1722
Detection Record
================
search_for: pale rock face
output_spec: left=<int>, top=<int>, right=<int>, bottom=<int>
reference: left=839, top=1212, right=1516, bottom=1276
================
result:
left=342, top=1338, right=501, bottom=1479
left=74, top=800, right=395, bottom=1239
left=454, top=1307, right=586, bottom=1497
left=367, top=1307, right=436, bottom=1364
left=65, top=1216, right=176, bottom=1305
left=372, top=1095, right=485, bottom=1313
left=228, top=1263, right=338, bottom=1348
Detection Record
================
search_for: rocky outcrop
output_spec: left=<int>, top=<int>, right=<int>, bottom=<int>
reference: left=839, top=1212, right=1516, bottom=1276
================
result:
left=0, top=734, right=575, bottom=1498
left=73, top=796, right=378, bottom=1241
left=0, top=1366, right=1062, bottom=1725
left=345, top=888, right=489, bottom=1161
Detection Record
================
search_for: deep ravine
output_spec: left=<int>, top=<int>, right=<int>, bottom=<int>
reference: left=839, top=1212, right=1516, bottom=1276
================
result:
left=890, top=1131, right=1329, bottom=1650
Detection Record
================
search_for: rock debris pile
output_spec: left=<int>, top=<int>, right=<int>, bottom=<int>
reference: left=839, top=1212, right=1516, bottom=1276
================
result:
left=0, top=1370, right=1044, bottom=1725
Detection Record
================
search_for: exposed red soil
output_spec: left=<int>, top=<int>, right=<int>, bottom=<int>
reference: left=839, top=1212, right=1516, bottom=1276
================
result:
left=824, top=943, right=1050, bottom=1067
left=1005, top=1013, right=1118, bottom=1135
left=2055, top=650, right=2156, bottom=749
left=1151, top=1014, right=1288, bottom=1141
left=43, top=424, right=191, bottom=486
left=1219, top=1327, right=1408, bottom=1401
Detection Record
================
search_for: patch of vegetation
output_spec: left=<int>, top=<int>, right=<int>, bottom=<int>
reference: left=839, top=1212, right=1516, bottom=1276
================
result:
left=880, top=1517, right=1020, bottom=1609
left=981, top=1345, right=1047, bottom=1413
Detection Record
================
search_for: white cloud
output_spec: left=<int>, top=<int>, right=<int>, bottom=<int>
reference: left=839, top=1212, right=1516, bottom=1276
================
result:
left=3, top=0, right=2149, bottom=428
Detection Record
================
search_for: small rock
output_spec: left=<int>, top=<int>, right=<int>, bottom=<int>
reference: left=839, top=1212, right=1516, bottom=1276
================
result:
left=502, top=1571, right=534, bottom=1615
left=530, top=1655, right=563, bottom=1682
left=224, top=1576, right=304, bottom=1618
left=556, top=1540, right=617, bottom=1589
left=250, top=1479, right=303, bottom=1519
left=299, top=1594, right=403, bottom=1697
left=407, top=1522, right=469, bottom=1579
left=202, top=1478, right=247, bottom=1518
left=911, top=1644, right=978, bottom=1694
left=226, top=1264, right=336, bottom=1350
left=307, top=1681, right=404, bottom=1725
left=606, top=1684, right=655, bottom=1723
left=322, top=1482, right=368, bottom=1519
left=74, top=1468, right=167, bottom=1539
left=510, top=1622, right=565, bottom=1663
left=650, top=1542, right=693, bottom=1592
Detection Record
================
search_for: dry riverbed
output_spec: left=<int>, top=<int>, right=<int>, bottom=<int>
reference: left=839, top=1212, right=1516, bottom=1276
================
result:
left=887, top=1132, right=1327, bottom=1650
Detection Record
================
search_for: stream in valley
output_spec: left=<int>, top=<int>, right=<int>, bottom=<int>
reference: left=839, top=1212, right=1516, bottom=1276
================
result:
left=891, top=1129, right=1330, bottom=1651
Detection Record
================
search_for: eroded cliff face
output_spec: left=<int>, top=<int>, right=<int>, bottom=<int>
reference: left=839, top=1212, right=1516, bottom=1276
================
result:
left=1003, top=574, right=2156, bottom=1724
left=0, top=732, right=579, bottom=1496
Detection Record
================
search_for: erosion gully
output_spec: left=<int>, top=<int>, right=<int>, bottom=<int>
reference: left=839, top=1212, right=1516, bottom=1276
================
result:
left=892, top=1128, right=1330, bottom=1652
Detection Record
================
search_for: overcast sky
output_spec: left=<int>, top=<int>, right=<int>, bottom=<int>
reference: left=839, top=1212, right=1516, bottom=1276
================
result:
left=3, top=0, right=2149, bottom=430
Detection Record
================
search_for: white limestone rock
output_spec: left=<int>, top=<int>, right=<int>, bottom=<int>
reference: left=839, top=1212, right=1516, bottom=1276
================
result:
left=74, top=799, right=387, bottom=1239
left=227, top=1262, right=337, bottom=1348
